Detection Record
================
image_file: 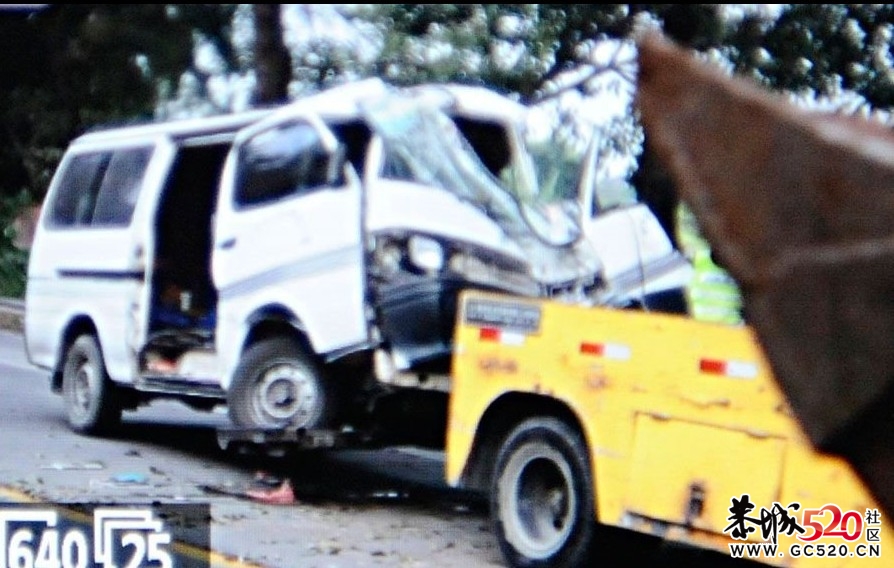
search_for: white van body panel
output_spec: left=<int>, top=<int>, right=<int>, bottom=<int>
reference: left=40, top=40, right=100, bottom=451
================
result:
left=364, top=180, right=525, bottom=261
left=212, top=183, right=368, bottom=386
left=25, top=109, right=273, bottom=390
left=25, top=135, right=177, bottom=383
left=25, top=277, right=143, bottom=380
left=212, top=117, right=368, bottom=386
left=583, top=203, right=693, bottom=303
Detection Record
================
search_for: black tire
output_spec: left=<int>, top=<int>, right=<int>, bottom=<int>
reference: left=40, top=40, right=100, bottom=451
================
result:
left=227, top=336, right=333, bottom=429
left=61, top=334, right=122, bottom=435
left=491, top=416, right=595, bottom=568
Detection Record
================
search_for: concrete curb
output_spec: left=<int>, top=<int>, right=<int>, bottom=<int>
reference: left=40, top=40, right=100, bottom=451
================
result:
left=0, top=298, right=24, bottom=333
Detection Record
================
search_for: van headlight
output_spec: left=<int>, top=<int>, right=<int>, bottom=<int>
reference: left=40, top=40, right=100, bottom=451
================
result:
left=376, top=242, right=403, bottom=276
left=407, top=235, right=444, bottom=273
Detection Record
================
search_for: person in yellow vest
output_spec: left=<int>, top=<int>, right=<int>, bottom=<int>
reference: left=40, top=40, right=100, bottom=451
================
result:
left=675, top=203, right=744, bottom=325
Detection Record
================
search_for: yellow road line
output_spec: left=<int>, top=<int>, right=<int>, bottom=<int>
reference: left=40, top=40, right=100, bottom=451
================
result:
left=0, top=484, right=264, bottom=568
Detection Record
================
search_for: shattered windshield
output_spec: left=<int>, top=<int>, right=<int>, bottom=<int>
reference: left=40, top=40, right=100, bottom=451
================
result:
left=363, top=97, right=582, bottom=248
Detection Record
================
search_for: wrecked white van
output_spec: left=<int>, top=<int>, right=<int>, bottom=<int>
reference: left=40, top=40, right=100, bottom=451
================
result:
left=25, top=79, right=691, bottom=439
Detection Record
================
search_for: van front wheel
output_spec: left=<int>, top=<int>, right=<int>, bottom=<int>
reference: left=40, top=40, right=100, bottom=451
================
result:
left=491, top=416, right=595, bottom=568
left=228, top=337, right=333, bottom=429
left=61, top=334, right=122, bottom=435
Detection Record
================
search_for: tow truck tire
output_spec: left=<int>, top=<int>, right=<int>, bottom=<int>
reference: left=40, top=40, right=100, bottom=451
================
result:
left=491, top=416, right=595, bottom=568
left=228, top=336, right=333, bottom=429
left=61, top=334, right=122, bottom=435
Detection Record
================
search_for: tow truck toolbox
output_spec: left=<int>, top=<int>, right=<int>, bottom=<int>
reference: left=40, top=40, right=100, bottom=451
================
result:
left=446, top=290, right=891, bottom=567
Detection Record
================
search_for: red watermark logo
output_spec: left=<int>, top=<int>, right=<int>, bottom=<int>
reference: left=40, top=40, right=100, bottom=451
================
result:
left=723, top=494, right=882, bottom=560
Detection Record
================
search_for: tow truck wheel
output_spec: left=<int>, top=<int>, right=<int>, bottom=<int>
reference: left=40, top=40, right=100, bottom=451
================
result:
left=228, top=337, right=332, bottom=429
left=491, top=416, right=595, bottom=568
left=61, top=334, right=122, bottom=435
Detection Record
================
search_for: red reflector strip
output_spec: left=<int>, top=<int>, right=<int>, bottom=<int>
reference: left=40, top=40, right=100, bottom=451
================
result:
left=580, top=342, right=604, bottom=355
left=699, top=358, right=726, bottom=374
left=580, top=342, right=631, bottom=360
left=480, top=327, right=500, bottom=341
left=478, top=327, right=526, bottom=346
left=699, top=358, right=758, bottom=379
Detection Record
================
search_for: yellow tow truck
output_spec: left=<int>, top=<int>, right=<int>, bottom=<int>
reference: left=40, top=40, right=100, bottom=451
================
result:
left=445, top=290, right=891, bottom=567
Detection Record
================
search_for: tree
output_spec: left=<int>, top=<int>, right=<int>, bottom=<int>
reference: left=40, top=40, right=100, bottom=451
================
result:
left=250, top=4, right=291, bottom=105
left=0, top=4, right=238, bottom=295
left=9, top=4, right=894, bottom=200
left=0, top=4, right=238, bottom=202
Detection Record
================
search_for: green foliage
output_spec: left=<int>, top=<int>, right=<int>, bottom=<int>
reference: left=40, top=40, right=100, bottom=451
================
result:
left=0, top=5, right=237, bottom=203
left=728, top=4, right=894, bottom=107
left=0, top=5, right=237, bottom=296
left=345, top=4, right=894, bottom=118
left=0, top=192, right=32, bottom=298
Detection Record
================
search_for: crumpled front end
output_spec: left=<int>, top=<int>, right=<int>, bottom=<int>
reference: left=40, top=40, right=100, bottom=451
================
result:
left=362, top=97, right=605, bottom=372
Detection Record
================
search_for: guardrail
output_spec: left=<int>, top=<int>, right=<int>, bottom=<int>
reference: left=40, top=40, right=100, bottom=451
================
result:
left=0, top=298, right=24, bottom=333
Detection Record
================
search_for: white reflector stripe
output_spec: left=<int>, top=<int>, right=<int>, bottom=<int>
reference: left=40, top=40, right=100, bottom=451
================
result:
left=580, top=342, right=631, bottom=360
left=604, top=343, right=631, bottom=360
left=724, top=360, right=758, bottom=379
left=500, top=330, right=526, bottom=346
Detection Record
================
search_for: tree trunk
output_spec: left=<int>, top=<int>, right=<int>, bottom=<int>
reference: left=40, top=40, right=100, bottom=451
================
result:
left=251, top=4, right=291, bottom=106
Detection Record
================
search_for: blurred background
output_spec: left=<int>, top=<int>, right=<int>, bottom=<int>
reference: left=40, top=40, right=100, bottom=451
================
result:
left=2, top=3, right=893, bottom=300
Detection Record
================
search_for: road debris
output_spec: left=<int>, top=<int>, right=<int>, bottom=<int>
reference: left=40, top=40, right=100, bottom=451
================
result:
left=111, top=472, right=149, bottom=484
left=244, top=479, right=296, bottom=505
left=199, top=471, right=298, bottom=505
left=40, top=461, right=104, bottom=470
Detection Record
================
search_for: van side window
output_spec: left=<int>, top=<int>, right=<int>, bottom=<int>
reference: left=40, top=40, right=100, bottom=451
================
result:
left=235, top=121, right=331, bottom=208
left=47, top=152, right=108, bottom=227
left=47, top=146, right=152, bottom=228
left=93, top=147, right=153, bottom=226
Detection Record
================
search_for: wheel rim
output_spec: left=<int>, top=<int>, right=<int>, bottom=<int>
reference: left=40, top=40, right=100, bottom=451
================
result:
left=252, top=362, right=321, bottom=426
left=501, top=443, right=577, bottom=559
left=68, top=354, right=97, bottom=419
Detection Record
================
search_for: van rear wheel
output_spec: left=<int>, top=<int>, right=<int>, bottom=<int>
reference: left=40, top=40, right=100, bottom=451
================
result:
left=227, top=337, right=333, bottom=429
left=61, top=334, right=122, bottom=435
left=491, top=416, right=595, bottom=568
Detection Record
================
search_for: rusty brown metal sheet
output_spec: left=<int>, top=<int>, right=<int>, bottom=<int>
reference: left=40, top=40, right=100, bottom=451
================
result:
left=636, top=33, right=894, bottom=518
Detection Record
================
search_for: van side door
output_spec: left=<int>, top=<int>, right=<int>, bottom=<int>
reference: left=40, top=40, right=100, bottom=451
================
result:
left=582, top=179, right=691, bottom=306
left=212, top=115, right=368, bottom=358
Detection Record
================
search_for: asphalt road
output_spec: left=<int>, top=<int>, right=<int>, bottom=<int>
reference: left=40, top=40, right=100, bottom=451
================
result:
left=0, top=329, right=505, bottom=567
left=0, top=326, right=756, bottom=568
